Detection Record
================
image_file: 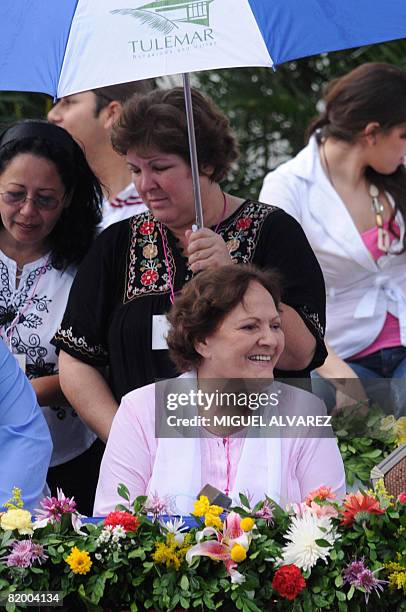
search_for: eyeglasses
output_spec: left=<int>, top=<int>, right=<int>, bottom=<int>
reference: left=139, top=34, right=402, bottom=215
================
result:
left=0, top=190, right=62, bottom=211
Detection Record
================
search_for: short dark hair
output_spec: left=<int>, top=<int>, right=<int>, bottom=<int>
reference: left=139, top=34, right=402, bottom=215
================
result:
left=0, top=120, right=102, bottom=269
left=112, top=87, right=239, bottom=183
left=92, top=80, right=155, bottom=116
left=166, top=264, right=281, bottom=372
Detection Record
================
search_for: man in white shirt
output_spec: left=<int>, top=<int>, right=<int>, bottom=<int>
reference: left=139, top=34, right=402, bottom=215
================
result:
left=48, top=81, right=153, bottom=229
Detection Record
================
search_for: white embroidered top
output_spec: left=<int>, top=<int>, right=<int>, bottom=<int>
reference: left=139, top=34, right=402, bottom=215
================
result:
left=0, top=249, right=96, bottom=466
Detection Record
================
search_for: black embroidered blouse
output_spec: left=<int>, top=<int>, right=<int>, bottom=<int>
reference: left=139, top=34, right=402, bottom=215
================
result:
left=53, top=201, right=327, bottom=401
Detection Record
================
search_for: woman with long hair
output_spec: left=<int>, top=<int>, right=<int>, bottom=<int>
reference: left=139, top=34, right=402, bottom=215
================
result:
left=260, top=63, right=406, bottom=415
left=0, top=120, right=102, bottom=513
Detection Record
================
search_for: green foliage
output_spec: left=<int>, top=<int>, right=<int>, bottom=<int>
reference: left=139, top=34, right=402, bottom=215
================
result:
left=0, top=92, right=51, bottom=130
left=195, top=40, right=406, bottom=199
left=332, top=404, right=398, bottom=487
left=0, top=489, right=405, bottom=611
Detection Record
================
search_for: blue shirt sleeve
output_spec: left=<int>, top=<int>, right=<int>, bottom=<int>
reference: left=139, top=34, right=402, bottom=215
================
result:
left=0, top=340, right=53, bottom=512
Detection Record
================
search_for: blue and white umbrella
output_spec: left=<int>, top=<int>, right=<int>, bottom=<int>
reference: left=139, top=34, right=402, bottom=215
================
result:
left=1, top=0, right=406, bottom=97
left=1, top=0, right=406, bottom=223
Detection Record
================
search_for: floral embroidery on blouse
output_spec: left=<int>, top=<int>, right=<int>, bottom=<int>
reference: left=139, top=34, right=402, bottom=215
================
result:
left=53, top=325, right=108, bottom=359
left=297, top=305, right=325, bottom=339
left=220, top=201, right=276, bottom=264
left=125, top=213, right=174, bottom=302
left=124, top=202, right=277, bottom=300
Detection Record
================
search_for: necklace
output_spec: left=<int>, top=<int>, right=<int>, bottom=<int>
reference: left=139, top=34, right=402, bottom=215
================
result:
left=321, top=142, right=390, bottom=253
left=369, top=184, right=390, bottom=253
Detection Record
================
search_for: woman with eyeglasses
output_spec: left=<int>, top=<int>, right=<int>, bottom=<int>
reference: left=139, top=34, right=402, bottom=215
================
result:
left=0, top=120, right=102, bottom=514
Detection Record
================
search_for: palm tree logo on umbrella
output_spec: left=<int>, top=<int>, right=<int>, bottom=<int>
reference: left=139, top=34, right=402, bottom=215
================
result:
left=112, top=0, right=214, bottom=35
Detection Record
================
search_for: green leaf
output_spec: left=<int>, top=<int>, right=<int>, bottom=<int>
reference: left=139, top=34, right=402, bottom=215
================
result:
left=336, top=590, right=347, bottom=602
left=335, top=574, right=344, bottom=587
left=180, top=575, right=189, bottom=591
left=315, top=538, right=331, bottom=547
left=117, top=483, right=130, bottom=501
left=348, top=585, right=355, bottom=600
left=239, top=493, right=250, bottom=508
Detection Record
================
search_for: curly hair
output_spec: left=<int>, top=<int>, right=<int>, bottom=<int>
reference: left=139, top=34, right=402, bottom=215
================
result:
left=166, top=264, right=281, bottom=372
left=112, top=87, right=239, bottom=183
left=0, top=121, right=102, bottom=269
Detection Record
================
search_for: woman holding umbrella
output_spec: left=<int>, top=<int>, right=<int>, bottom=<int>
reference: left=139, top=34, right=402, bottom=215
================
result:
left=54, top=87, right=327, bottom=442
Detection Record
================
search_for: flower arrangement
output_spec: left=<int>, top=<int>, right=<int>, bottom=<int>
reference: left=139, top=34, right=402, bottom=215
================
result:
left=0, top=484, right=405, bottom=611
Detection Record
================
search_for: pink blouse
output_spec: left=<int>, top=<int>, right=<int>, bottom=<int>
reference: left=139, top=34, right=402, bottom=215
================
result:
left=351, top=222, right=401, bottom=360
left=94, top=379, right=346, bottom=516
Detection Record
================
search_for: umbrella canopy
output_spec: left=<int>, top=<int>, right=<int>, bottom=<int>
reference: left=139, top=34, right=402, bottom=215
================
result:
left=1, top=0, right=406, bottom=98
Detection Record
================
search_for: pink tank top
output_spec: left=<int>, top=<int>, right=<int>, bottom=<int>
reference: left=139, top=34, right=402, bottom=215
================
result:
left=350, top=221, right=400, bottom=360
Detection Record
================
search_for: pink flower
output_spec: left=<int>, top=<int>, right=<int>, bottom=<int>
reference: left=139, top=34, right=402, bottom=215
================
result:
left=186, top=512, right=252, bottom=584
left=343, top=558, right=387, bottom=604
left=145, top=492, right=175, bottom=520
left=305, top=486, right=336, bottom=505
left=4, top=539, right=47, bottom=568
left=289, top=501, right=338, bottom=519
left=34, top=488, right=76, bottom=523
left=397, top=492, right=406, bottom=504
left=254, top=499, right=274, bottom=525
left=307, top=502, right=339, bottom=519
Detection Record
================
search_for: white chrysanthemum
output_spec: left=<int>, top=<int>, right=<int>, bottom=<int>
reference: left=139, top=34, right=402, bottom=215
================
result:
left=112, top=525, right=126, bottom=539
left=159, top=517, right=187, bottom=546
left=281, top=512, right=337, bottom=572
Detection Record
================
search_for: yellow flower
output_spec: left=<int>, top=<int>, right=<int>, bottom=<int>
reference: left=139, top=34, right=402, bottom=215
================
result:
left=230, top=544, right=247, bottom=563
left=65, top=547, right=92, bottom=575
left=204, top=512, right=223, bottom=530
left=152, top=533, right=192, bottom=570
left=207, top=504, right=223, bottom=516
left=395, top=417, right=406, bottom=446
left=0, top=509, right=33, bottom=534
left=192, top=495, right=210, bottom=517
left=3, top=487, right=24, bottom=510
left=240, top=517, right=255, bottom=532
left=385, top=561, right=406, bottom=592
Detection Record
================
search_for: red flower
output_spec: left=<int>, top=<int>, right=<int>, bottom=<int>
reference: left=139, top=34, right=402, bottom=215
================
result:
left=141, top=269, right=159, bottom=286
left=272, top=564, right=306, bottom=601
left=139, top=221, right=155, bottom=235
left=341, top=492, right=385, bottom=526
left=397, top=492, right=406, bottom=503
left=236, top=217, right=252, bottom=230
left=104, top=511, right=140, bottom=533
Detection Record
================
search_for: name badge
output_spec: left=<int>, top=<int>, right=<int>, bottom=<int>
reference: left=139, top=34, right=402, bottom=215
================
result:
left=14, top=353, right=26, bottom=373
left=152, top=314, right=170, bottom=350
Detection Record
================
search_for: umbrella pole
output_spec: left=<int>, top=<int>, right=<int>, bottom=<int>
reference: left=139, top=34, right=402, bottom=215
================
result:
left=182, top=73, right=204, bottom=229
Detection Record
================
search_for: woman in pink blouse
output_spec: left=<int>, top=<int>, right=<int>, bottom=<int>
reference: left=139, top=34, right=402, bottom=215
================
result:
left=94, top=265, right=345, bottom=515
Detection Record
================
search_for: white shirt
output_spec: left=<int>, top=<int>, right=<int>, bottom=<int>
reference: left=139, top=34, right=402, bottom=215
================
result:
left=0, top=250, right=96, bottom=466
left=259, top=136, right=406, bottom=358
left=99, top=183, right=147, bottom=231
